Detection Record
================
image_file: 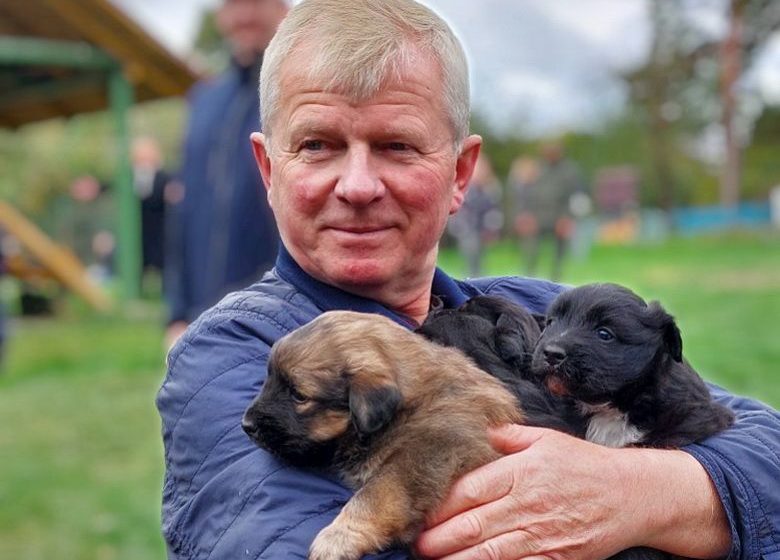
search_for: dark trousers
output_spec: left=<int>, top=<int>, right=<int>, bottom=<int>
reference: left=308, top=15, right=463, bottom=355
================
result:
left=521, top=231, right=568, bottom=281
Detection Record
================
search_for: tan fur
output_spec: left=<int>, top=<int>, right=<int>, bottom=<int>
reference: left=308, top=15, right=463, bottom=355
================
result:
left=269, top=311, right=524, bottom=560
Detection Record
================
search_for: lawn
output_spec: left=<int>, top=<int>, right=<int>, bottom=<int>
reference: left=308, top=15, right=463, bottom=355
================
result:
left=1, top=231, right=778, bottom=559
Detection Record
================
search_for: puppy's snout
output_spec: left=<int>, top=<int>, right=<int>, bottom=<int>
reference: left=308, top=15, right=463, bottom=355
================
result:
left=543, top=344, right=566, bottom=366
left=241, top=411, right=261, bottom=440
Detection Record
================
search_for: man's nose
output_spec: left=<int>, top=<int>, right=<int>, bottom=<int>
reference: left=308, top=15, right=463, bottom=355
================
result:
left=334, top=147, right=385, bottom=206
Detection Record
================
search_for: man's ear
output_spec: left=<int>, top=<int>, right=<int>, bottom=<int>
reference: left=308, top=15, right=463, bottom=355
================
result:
left=450, top=134, right=482, bottom=215
left=349, top=381, right=402, bottom=436
left=250, top=132, right=273, bottom=202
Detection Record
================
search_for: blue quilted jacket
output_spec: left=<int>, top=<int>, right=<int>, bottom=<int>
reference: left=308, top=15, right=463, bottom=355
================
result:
left=157, top=247, right=780, bottom=559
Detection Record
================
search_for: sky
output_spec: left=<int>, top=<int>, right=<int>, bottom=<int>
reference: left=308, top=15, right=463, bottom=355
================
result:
left=111, top=0, right=780, bottom=137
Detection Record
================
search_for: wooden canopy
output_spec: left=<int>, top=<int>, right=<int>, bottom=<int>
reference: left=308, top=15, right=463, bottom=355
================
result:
left=0, top=0, right=198, bottom=128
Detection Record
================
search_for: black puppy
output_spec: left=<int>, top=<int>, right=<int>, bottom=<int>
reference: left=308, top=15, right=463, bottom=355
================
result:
left=417, top=295, right=585, bottom=436
left=532, top=283, right=734, bottom=448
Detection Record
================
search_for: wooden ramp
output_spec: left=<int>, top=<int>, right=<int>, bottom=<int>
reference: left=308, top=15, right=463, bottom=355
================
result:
left=0, top=201, right=113, bottom=312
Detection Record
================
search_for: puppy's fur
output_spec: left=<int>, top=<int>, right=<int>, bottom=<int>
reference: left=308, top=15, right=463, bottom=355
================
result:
left=417, top=295, right=585, bottom=436
left=531, top=283, right=734, bottom=448
left=242, top=311, right=523, bottom=560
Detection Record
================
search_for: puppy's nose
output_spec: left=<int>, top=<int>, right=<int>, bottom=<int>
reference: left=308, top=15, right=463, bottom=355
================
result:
left=241, top=413, right=260, bottom=439
left=543, top=344, right=566, bottom=366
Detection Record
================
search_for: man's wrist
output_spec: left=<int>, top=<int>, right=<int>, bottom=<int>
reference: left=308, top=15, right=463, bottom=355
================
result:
left=615, top=447, right=730, bottom=557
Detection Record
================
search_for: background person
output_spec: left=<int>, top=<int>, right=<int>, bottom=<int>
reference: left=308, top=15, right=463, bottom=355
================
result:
left=156, top=1, right=780, bottom=559
left=513, top=141, right=585, bottom=281
left=131, top=136, right=170, bottom=292
left=447, top=152, right=502, bottom=277
left=164, top=0, right=288, bottom=347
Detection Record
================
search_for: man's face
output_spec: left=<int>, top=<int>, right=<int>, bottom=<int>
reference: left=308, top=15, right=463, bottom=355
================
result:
left=253, top=47, right=481, bottom=302
left=217, top=0, right=287, bottom=61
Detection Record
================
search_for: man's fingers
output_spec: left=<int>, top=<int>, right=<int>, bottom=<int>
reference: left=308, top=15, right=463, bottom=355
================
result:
left=488, top=424, right=548, bottom=454
left=424, top=455, right=515, bottom=528
left=417, top=526, right=538, bottom=560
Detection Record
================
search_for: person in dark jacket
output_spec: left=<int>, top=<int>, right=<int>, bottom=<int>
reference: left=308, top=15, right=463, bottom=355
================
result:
left=157, top=1, right=780, bottom=559
left=132, top=136, right=170, bottom=285
left=164, top=0, right=289, bottom=347
left=512, top=141, right=585, bottom=281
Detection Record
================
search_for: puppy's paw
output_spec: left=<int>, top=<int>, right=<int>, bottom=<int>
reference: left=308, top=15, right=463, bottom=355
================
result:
left=308, top=523, right=369, bottom=560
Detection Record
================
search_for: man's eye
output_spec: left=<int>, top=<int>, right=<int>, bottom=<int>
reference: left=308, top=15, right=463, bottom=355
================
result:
left=301, top=140, right=324, bottom=151
left=385, top=142, right=410, bottom=152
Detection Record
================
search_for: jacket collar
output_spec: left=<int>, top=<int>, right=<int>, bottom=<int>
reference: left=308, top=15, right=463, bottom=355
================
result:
left=274, top=245, right=472, bottom=329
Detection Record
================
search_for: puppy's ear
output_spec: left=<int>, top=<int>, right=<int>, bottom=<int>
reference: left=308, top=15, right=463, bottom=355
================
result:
left=495, top=313, right=533, bottom=363
left=647, top=301, right=683, bottom=362
left=349, top=381, right=402, bottom=436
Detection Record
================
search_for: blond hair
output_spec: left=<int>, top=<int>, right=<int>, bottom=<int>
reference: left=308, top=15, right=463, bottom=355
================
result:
left=259, top=0, right=470, bottom=148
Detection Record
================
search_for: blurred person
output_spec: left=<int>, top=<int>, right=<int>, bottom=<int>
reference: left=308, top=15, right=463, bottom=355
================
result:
left=165, top=0, right=289, bottom=347
left=512, top=141, right=585, bottom=281
left=156, top=1, right=780, bottom=559
left=447, top=152, right=502, bottom=276
left=48, top=175, right=115, bottom=282
left=132, top=136, right=170, bottom=291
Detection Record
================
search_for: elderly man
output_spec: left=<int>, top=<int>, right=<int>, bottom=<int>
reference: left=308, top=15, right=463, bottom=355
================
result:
left=157, top=1, right=780, bottom=559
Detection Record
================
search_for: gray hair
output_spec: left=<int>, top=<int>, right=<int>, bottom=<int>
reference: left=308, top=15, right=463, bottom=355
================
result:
left=259, top=0, right=470, bottom=149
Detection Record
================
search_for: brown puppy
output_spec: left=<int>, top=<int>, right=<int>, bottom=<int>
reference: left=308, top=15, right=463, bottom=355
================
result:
left=242, top=310, right=523, bottom=560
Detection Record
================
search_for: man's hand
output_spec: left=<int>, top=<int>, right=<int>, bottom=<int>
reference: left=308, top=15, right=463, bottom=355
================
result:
left=415, top=424, right=731, bottom=560
left=165, top=321, right=188, bottom=352
left=416, top=425, right=638, bottom=559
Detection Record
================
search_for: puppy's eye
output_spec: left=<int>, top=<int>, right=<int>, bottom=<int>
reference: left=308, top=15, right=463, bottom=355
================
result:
left=289, top=387, right=309, bottom=404
left=596, top=327, right=614, bottom=341
left=545, top=318, right=554, bottom=327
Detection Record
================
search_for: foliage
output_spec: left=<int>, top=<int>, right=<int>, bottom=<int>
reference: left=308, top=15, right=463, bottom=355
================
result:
left=0, top=100, right=187, bottom=219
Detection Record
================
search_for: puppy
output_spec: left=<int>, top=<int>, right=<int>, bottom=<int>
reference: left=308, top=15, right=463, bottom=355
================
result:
left=417, top=295, right=585, bottom=436
left=242, top=311, right=523, bottom=560
left=531, top=283, right=734, bottom=448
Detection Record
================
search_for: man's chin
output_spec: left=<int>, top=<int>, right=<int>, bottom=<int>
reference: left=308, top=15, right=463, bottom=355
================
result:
left=329, top=261, right=392, bottom=290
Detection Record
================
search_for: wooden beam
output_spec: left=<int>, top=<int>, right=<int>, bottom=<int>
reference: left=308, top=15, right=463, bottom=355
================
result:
left=0, top=201, right=112, bottom=312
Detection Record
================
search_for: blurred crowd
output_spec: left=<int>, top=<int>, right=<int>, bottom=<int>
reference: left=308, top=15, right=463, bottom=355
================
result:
left=451, top=141, right=590, bottom=281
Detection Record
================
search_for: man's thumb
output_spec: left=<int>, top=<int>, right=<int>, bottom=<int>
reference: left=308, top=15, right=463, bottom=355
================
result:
left=488, top=424, right=548, bottom=454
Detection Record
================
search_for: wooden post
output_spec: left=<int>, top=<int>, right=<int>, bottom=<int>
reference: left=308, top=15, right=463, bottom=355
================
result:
left=720, top=0, right=744, bottom=209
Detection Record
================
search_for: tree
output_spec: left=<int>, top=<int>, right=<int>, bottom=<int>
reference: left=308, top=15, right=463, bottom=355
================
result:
left=624, top=0, right=780, bottom=209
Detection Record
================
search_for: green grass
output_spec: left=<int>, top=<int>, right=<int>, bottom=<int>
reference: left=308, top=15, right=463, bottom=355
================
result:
left=0, top=313, right=168, bottom=560
left=1, top=231, right=778, bottom=559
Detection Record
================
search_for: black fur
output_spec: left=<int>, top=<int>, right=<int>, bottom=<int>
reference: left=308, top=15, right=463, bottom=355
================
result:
left=531, top=283, right=734, bottom=448
left=417, top=295, right=585, bottom=436
left=242, top=360, right=351, bottom=468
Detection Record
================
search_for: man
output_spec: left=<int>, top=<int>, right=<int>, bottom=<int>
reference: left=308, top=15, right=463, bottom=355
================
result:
left=157, top=1, right=780, bottom=558
left=164, top=0, right=288, bottom=346
left=131, top=136, right=169, bottom=287
left=513, top=141, right=584, bottom=281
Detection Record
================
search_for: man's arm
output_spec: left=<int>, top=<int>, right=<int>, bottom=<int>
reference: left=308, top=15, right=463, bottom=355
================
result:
left=157, top=307, right=412, bottom=559
left=683, top=385, right=780, bottom=559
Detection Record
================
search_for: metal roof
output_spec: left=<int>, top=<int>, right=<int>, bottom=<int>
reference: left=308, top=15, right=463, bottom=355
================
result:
left=0, top=0, right=199, bottom=128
